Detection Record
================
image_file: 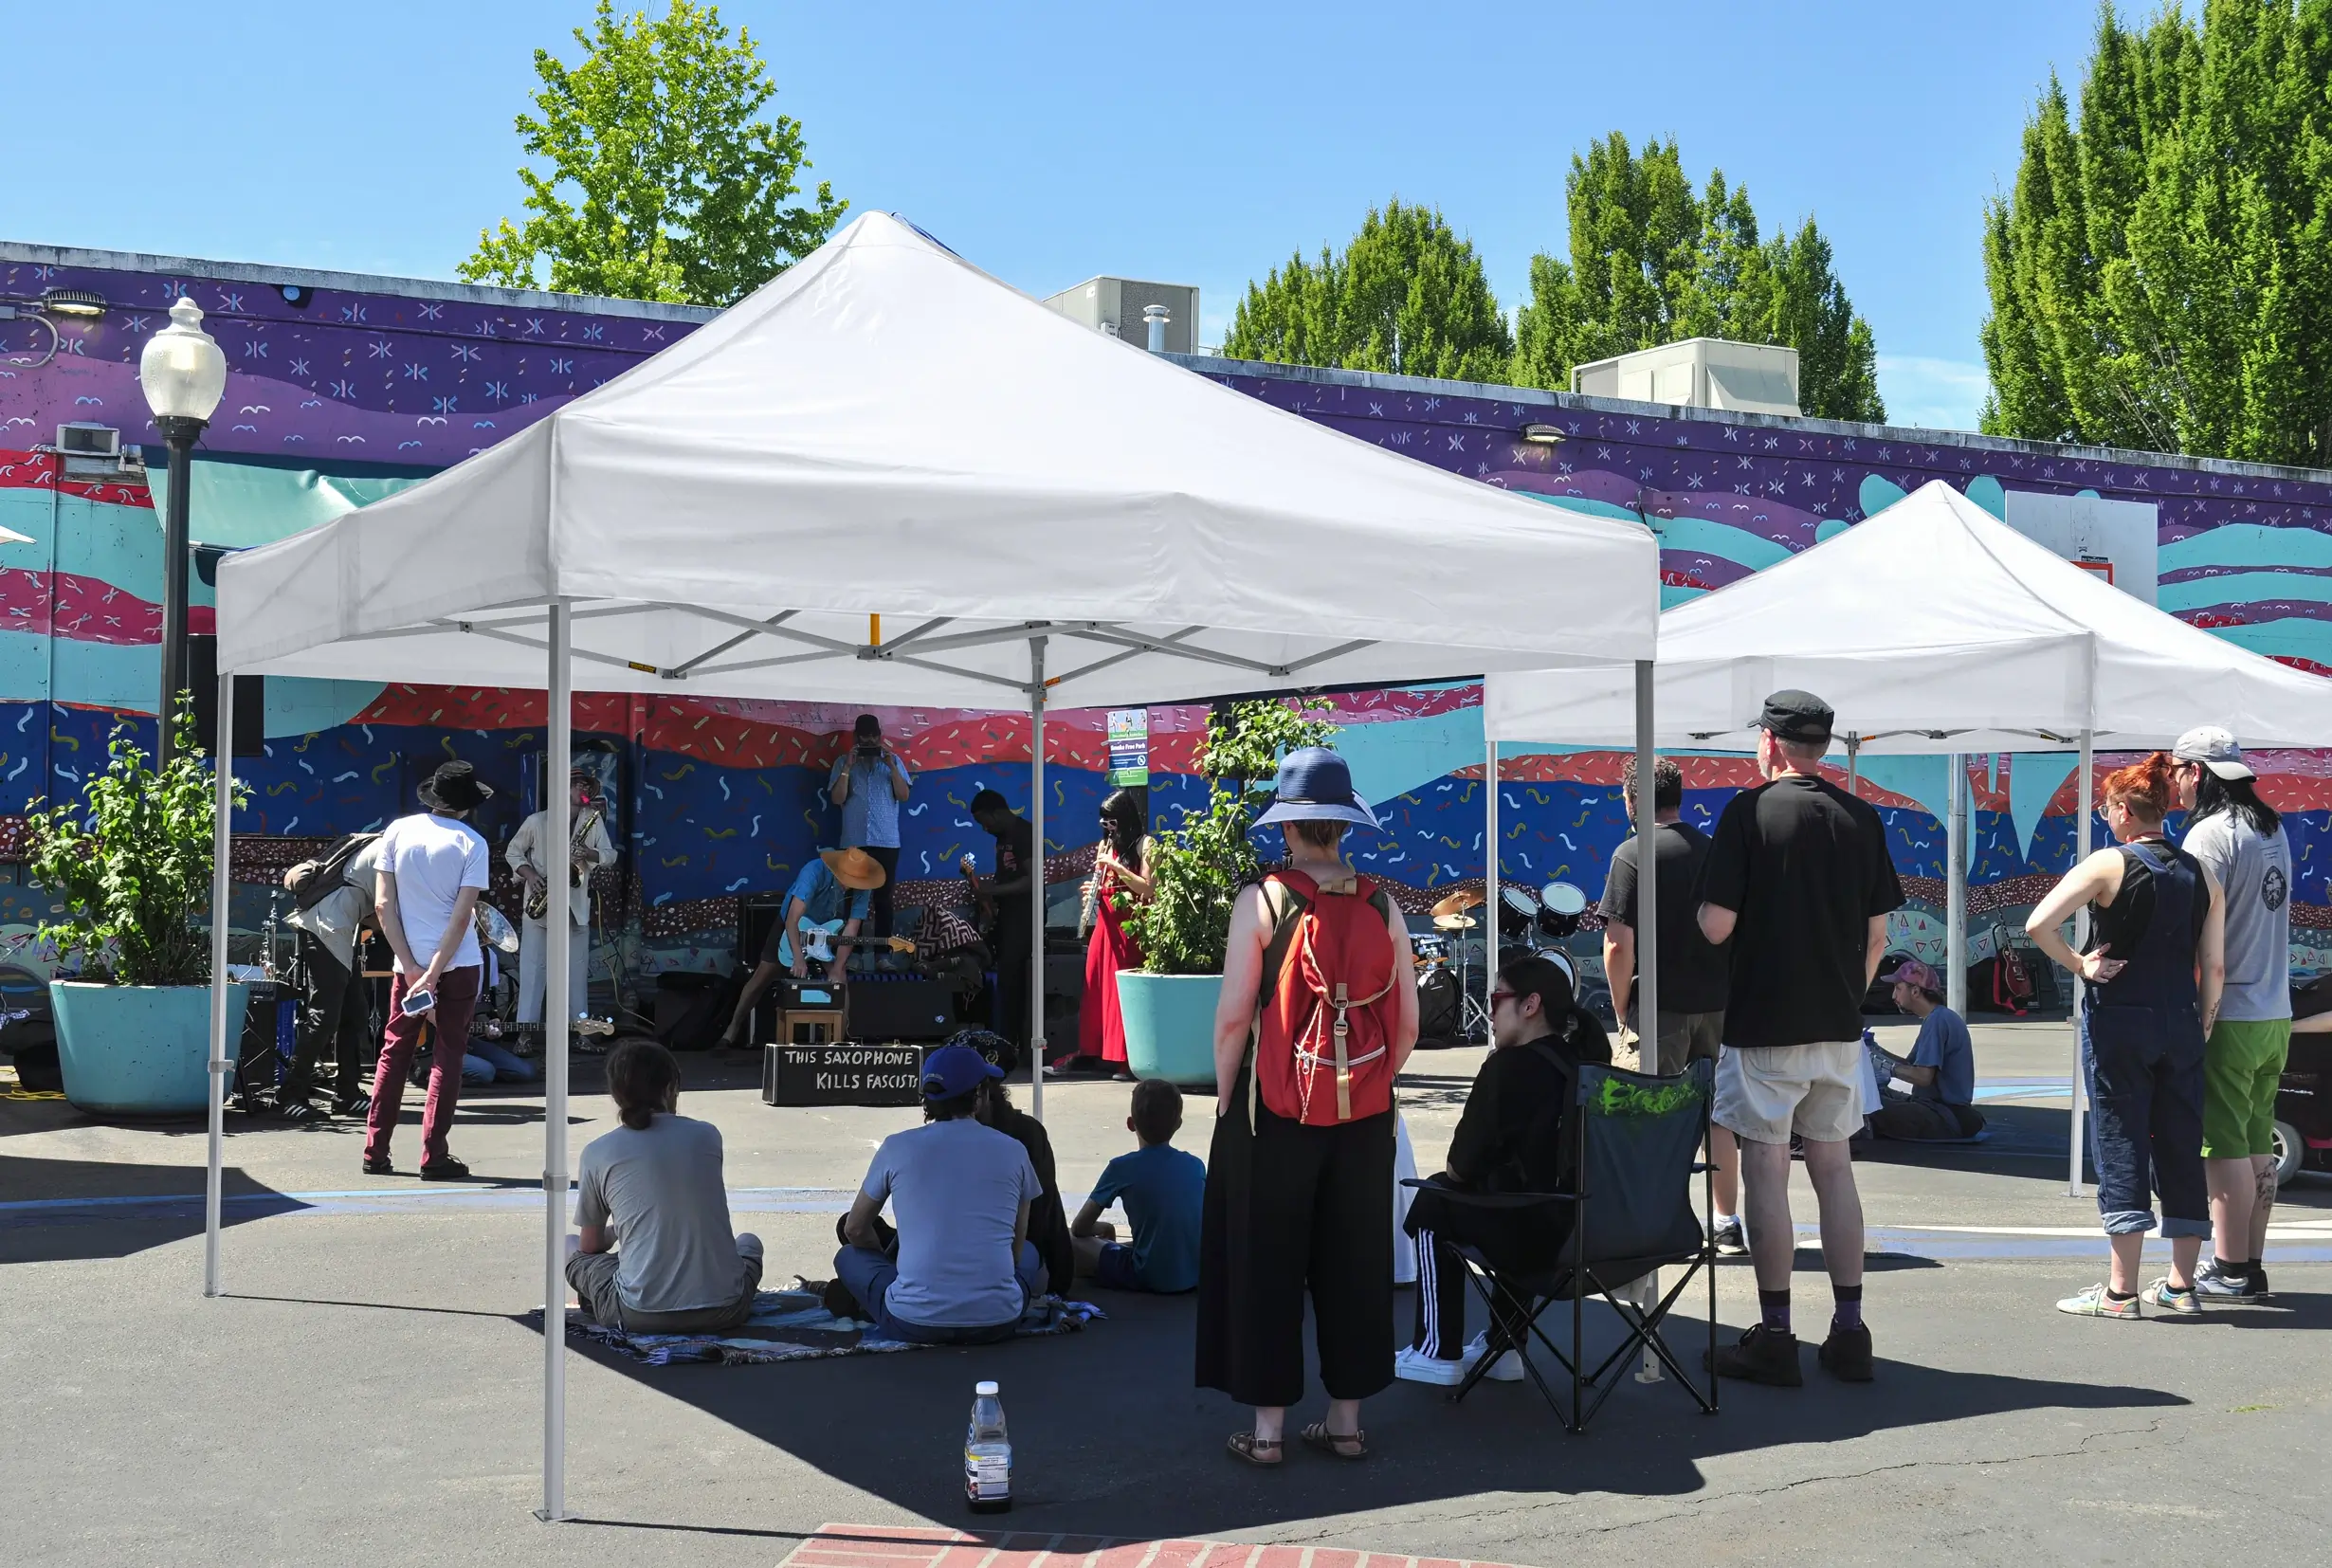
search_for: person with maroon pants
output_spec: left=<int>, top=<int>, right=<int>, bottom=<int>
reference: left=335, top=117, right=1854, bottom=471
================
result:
left=364, top=761, right=494, bottom=1179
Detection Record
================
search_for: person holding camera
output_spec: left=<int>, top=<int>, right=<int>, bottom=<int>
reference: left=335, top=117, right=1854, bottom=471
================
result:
left=829, top=714, right=913, bottom=938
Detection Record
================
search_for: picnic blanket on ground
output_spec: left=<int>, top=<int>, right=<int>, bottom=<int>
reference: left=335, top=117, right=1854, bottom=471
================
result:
left=536, top=1287, right=1105, bottom=1366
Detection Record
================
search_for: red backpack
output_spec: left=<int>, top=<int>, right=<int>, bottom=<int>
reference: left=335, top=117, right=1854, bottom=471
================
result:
left=1248, top=868, right=1401, bottom=1127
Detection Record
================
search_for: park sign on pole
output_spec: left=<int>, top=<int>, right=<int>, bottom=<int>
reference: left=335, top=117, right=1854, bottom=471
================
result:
left=1106, top=707, right=1149, bottom=787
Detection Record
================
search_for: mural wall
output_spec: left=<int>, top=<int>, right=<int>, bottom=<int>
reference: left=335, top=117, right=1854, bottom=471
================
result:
left=1, top=246, right=2325, bottom=999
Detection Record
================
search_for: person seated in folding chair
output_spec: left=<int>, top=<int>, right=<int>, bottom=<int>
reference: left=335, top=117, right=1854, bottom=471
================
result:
left=1396, top=953, right=1610, bottom=1387
left=717, top=848, right=882, bottom=1049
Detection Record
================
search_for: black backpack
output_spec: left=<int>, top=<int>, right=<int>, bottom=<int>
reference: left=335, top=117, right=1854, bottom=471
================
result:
left=288, top=831, right=379, bottom=912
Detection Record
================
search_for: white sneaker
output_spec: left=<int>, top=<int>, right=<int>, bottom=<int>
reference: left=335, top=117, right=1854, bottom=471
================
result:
left=1394, top=1345, right=1477, bottom=1385
left=1466, top=1331, right=1526, bottom=1382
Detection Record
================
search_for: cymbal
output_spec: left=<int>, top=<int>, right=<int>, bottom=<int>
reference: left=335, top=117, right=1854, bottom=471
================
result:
left=1430, top=887, right=1486, bottom=919
left=1432, top=913, right=1479, bottom=931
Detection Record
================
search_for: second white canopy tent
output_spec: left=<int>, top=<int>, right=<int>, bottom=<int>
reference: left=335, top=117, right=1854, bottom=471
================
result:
left=1485, top=479, right=2332, bottom=1194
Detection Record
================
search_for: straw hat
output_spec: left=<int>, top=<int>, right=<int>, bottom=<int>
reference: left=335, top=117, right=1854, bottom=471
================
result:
left=819, top=847, right=887, bottom=889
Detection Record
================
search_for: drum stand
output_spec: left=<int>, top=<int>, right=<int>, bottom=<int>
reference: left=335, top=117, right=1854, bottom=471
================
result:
left=1456, top=935, right=1489, bottom=1042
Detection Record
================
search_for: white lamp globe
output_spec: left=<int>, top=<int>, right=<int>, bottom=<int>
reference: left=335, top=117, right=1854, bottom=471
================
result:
left=138, top=297, right=228, bottom=424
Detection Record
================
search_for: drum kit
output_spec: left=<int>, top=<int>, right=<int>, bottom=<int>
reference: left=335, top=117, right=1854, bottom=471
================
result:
left=1416, top=878, right=1590, bottom=1044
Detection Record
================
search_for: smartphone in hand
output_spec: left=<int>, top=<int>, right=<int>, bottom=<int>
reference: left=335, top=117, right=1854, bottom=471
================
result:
left=400, top=987, right=435, bottom=1016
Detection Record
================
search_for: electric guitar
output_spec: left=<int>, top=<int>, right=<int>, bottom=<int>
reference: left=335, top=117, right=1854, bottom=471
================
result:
left=774, top=921, right=920, bottom=969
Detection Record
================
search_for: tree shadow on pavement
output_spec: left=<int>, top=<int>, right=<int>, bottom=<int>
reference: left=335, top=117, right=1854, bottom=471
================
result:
left=563, top=1285, right=2189, bottom=1540
left=0, top=1154, right=304, bottom=1265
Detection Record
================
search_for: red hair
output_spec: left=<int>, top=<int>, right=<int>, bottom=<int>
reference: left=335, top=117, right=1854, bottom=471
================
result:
left=2100, top=752, right=2177, bottom=821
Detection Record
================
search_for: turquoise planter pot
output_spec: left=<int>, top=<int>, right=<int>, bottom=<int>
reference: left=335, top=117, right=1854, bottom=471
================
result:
left=50, top=981, right=247, bottom=1118
left=1116, top=971, right=1224, bottom=1086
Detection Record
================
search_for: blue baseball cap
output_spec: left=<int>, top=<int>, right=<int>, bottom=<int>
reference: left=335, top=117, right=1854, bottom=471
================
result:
left=1252, top=746, right=1378, bottom=830
left=920, top=1043, right=1004, bottom=1101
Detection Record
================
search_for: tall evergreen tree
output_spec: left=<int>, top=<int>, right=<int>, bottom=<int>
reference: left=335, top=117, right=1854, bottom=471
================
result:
left=1510, top=134, right=1886, bottom=421
left=1982, top=1, right=2332, bottom=462
left=1224, top=200, right=1514, bottom=383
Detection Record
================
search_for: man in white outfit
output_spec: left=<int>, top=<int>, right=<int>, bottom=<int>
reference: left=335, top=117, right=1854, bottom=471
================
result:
left=508, top=767, right=616, bottom=1049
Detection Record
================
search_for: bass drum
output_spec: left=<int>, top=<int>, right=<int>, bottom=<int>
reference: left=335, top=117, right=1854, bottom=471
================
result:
left=1415, top=964, right=1463, bottom=1048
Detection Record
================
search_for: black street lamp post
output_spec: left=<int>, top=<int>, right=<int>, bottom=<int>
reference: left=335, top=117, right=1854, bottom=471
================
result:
left=137, top=300, right=226, bottom=763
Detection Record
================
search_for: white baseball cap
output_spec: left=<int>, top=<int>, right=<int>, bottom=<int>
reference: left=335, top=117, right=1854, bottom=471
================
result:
left=2172, top=724, right=2254, bottom=781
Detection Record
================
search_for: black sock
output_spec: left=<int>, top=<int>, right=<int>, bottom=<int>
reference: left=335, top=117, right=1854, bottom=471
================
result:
left=2247, top=1257, right=2267, bottom=1280
left=2214, top=1254, right=2246, bottom=1273
left=1758, top=1287, right=1792, bottom=1335
left=1831, top=1282, right=1864, bottom=1330
left=2104, top=1286, right=2136, bottom=1303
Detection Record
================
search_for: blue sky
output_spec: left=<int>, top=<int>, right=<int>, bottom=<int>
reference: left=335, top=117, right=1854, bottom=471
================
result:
left=10, top=1, right=2101, bottom=431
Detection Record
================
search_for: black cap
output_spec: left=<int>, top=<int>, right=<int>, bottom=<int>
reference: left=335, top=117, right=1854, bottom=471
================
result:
left=1757, top=689, right=1833, bottom=745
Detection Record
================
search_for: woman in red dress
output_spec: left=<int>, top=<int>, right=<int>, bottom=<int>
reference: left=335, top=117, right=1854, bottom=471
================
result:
left=1063, top=788, right=1152, bottom=1079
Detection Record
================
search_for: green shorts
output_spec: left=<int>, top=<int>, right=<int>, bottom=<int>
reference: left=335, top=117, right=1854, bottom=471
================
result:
left=2200, top=1018, right=2291, bottom=1159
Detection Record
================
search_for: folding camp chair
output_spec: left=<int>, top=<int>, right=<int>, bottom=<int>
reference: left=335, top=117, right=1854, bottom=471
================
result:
left=1404, top=1058, right=1718, bottom=1431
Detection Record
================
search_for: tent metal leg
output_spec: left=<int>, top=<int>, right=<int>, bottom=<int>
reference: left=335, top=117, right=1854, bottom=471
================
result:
left=1029, top=636, right=1048, bottom=1123
left=539, top=601, right=573, bottom=1523
left=1631, top=658, right=1660, bottom=1380
left=204, top=665, right=237, bottom=1299
left=1945, top=754, right=1967, bottom=1016
left=2068, top=730, right=2093, bottom=1197
left=1484, top=727, right=1496, bottom=1050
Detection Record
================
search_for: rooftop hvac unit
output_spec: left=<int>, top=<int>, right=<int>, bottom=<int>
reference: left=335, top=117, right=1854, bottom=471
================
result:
left=53, top=422, right=142, bottom=483
left=1570, top=337, right=1801, bottom=418
left=1040, top=277, right=1200, bottom=355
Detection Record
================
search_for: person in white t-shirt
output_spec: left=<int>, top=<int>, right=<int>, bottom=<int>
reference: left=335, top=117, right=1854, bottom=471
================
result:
left=363, top=761, right=493, bottom=1180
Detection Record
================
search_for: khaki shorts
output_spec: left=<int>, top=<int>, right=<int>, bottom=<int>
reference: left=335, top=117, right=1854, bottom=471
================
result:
left=1715, top=1040, right=1864, bottom=1145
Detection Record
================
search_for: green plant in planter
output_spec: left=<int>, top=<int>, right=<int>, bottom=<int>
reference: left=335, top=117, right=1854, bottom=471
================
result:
left=1130, top=698, right=1337, bottom=975
left=22, top=703, right=246, bottom=985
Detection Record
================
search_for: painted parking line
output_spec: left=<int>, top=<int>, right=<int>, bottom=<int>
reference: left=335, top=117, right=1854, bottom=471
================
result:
left=777, top=1524, right=1542, bottom=1568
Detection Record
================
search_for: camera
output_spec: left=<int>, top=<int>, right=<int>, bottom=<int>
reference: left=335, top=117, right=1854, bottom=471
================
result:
left=855, top=739, right=882, bottom=759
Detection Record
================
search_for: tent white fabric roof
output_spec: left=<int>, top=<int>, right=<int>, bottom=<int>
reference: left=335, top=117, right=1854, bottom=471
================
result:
left=1483, top=480, right=2332, bottom=752
left=216, top=211, right=1657, bottom=700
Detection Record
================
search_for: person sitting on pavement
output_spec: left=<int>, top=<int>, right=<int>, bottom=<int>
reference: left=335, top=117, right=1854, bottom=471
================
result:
left=1395, top=952, right=1611, bottom=1387
left=1072, top=1078, right=1207, bottom=1293
left=1866, top=957, right=1985, bottom=1141
left=566, top=1039, right=766, bottom=1334
left=957, top=1028, right=1077, bottom=1297
left=833, top=1044, right=1049, bottom=1344
left=718, top=848, right=882, bottom=1049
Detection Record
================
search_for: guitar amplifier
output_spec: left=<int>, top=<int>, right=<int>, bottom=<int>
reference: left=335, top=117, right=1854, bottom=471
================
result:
left=847, top=975, right=957, bottom=1042
left=738, top=894, right=788, bottom=967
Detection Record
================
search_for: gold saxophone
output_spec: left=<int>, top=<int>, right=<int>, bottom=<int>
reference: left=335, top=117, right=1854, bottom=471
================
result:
left=525, top=805, right=602, bottom=922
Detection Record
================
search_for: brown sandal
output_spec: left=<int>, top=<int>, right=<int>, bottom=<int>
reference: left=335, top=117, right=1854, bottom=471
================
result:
left=1226, top=1431, right=1284, bottom=1467
left=1300, top=1421, right=1368, bottom=1460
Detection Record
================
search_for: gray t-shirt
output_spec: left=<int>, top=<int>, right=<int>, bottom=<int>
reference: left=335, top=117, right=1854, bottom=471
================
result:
left=284, top=835, right=384, bottom=970
left=860, top=1118, right=1042, bottom=1329
left=2182, top=811, right=2292, bottom=1021
left=574, top=1114, right=749, bottom=1314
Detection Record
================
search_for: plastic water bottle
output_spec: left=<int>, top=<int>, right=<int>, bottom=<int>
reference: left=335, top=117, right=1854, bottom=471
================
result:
left=964, top=1379, right=1011, bottom=1514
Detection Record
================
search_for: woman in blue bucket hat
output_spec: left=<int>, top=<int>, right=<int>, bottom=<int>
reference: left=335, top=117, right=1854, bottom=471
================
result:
left=1196, top=746, right=1419, bottom=1464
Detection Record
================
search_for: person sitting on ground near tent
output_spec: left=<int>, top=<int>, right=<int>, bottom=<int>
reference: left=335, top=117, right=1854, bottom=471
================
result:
left=833, top=1044, right=1049, bottom=1344
left=1072, top=1078, right=1206, bottom=1293
left=956, top=1028, right=1076, bottom=1296
left=1866, top=957, right=1984, bottom=1141
left=1395, top=952, right=1611, bottom=1387
left=566, top=1039, right=765, bottom=1333
left=717, top=848, right=882, bottom=1049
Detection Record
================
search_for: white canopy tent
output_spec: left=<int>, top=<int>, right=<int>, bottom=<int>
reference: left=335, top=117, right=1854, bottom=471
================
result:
left=1485, top=479, right=2332, bottom=1194
left=204, top=211, right=1661, bottom=1520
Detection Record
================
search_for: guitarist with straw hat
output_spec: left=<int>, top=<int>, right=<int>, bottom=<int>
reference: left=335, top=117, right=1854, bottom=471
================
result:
left=718, top=848, right=886, bottom=1049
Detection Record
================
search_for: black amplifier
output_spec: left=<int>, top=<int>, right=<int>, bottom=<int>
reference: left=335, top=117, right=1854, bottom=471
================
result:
left=847, top=975, right=957, bottom=1042
left=763, top=1041, right=927, bottom=1106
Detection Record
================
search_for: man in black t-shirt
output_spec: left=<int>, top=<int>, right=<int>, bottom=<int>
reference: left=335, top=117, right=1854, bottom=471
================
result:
left=967, top=790, right=1038, bottom=1050
left=1601, top=754, right=1740, bottom=1247
left=1696, top=689, right=1903, bottom=1390
left=1394, top=954, right=1610, bottom=1387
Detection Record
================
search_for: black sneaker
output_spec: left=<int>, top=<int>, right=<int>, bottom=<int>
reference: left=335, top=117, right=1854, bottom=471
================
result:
left=1818, top=1322, right=1875, bottom=1381
left=2251, top=1264, right=2272, bottom=1300
left=362, top=1155, right=395, bottom=1176
left=1707, top=1324, right=1803, bottom=1387
left=2193, top=1258, right=2262, bottom=1301
left=418, top=1158, right=471, bottom=1181
left=332, top=1092, right=372, bottom=1119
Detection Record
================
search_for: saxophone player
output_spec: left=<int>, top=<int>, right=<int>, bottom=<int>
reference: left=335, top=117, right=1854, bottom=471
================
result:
left=509, top=767, right=617, bottom=1051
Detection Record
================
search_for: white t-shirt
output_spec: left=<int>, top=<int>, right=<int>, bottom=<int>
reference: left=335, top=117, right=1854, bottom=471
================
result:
left=378, top=811, right=489, bottom=974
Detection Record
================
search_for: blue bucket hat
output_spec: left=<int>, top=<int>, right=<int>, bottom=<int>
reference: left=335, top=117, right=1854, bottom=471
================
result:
left=1252, top=746, right=1378, bottom=830
left=920, top=1042, right=1004, bottom=1101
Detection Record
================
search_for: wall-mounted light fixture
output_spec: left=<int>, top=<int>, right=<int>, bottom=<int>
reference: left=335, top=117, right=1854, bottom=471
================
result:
left=1521, top=423, right=1567, bottom=445
left=40, top=287, right=107, bottom=319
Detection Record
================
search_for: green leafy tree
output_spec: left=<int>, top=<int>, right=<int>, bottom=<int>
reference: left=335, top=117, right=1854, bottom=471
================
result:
left=460, top=0, right=846, bottom=306
left=1131, top=700, right=1337, bottom=975
left=1511, top=133, right=1886, bottom=422
left=1981, top=1, right=2332, bottom=462
left=23, top=704, right=247, bottom=987
left=1224, top=201, right=1514, bottom=382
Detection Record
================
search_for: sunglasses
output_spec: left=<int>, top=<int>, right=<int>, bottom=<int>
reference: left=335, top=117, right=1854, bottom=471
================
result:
left=1488, top=989, right=1519, bottom=1007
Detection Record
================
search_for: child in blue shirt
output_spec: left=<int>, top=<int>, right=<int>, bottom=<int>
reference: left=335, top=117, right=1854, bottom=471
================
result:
left=1072, top=1079, right=1206, bottom=1293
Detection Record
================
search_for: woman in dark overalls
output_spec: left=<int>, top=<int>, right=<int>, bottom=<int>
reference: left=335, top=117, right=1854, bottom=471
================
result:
left=2027, top=754, right=2225, bottom=1319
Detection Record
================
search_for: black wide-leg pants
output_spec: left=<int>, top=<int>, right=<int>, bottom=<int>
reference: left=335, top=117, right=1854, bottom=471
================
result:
left=1196, top=1071, right=1394, bottom=1409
